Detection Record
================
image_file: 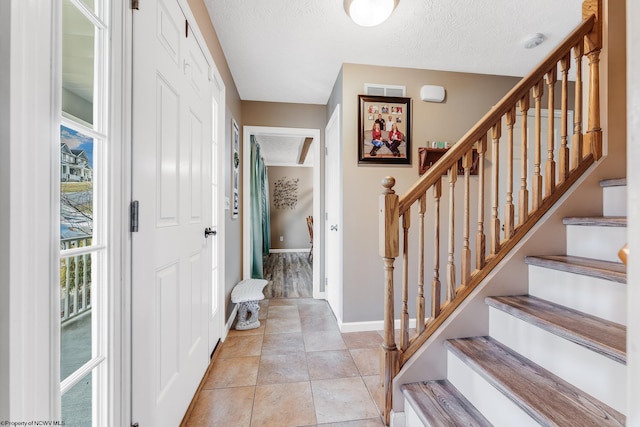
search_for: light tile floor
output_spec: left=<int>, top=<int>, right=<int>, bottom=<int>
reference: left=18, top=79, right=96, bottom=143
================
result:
left=183, top=298, right=386, bottom=427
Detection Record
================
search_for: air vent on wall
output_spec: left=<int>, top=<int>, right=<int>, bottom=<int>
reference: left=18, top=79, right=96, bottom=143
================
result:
left=364, top=83, right=406, bottom=97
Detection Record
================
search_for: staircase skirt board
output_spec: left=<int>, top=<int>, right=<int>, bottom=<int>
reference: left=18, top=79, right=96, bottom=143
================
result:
left=565, top=223, right=627, bottom=263
left=486, top=295, right=626, bottom=363
left=445, top=337, right=625, bottom=426
left=528, top=265, right=627, bottom=325
left=524, top=255, right=626, bottom=283
left=489, top=307, right=627, bottom=414
left=402, top=381, right=492, bottom=427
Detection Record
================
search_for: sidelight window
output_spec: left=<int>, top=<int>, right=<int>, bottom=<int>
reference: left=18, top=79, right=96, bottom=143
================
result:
left=59, top=0, right=109, bottom=425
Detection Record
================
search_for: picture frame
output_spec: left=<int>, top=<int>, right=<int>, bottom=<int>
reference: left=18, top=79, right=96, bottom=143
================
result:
left=231, top=119, right=240, bottom=219
left=358, top=95, right=411, bottom=165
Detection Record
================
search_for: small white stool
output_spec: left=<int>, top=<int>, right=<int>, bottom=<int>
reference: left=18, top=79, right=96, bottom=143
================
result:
left=231, top=279, right=268, bottom=330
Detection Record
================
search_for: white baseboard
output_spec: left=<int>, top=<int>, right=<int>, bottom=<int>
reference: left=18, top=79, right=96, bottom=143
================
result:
left=339, top=318, right=418, bottom=333
left=268, top=248, right=309, bottom=253
left=390, top=410, right=406, bottom=427
left=223, top=304, right=239, bottom=340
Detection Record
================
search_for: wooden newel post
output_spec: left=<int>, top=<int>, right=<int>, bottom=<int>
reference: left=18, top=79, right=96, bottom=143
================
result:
left=379, top=176, right=399, bottom=425
left=583, top=0, right=602, bottom=160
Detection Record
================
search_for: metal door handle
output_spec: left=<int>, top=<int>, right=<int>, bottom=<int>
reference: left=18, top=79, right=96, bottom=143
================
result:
left=330, top=225, right=338, bottom=231
left=204, top=227, right=217, bottom=238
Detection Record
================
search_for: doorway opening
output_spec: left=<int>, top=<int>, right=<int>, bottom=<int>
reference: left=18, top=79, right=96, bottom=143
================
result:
left=243, top=126, right=322, bottom=299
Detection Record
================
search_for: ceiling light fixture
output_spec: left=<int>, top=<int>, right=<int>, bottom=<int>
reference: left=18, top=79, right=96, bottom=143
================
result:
left=344, top=0, right=399, bottom=27
left=523, top=33, right=545, bottom=49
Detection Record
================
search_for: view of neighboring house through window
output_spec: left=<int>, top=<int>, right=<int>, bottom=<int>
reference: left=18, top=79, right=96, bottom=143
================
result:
left=59, top=0, right=108, bottom=424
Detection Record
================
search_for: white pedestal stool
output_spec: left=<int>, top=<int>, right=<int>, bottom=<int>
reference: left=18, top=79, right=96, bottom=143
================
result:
left=231, top=279, right=268, bottom=330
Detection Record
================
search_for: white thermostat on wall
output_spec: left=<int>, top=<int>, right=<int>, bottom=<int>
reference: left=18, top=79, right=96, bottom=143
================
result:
left=420, top=85, right=446, bottom=103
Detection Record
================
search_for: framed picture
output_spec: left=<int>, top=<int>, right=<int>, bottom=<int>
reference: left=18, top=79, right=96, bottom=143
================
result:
left=231, top=119, right=240, bottom=219
left=358, top=95, right=411, bottom=165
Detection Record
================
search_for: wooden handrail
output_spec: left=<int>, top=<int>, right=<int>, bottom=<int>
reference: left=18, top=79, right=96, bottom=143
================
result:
left=379, top=2, right=602, bottom=425
left=398, top=15, right=596, bottom=215
left=619, top=244, right=628, bottom=265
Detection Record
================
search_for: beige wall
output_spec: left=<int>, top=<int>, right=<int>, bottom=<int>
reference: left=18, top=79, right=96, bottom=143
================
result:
left=339, top=64, right=523, bottom=322
left=268, top=166, right=314, bottom=250
left=242, top=101, right=328, bottom=129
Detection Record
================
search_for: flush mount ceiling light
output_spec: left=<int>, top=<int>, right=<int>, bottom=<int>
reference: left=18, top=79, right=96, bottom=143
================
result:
left=344, top=0, right=399, bottom=27
left=523, top=33, right=545, bottom=49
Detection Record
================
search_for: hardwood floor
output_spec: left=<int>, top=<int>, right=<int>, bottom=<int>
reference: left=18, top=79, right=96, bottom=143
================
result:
left=263, top=252, right=312, bottom=298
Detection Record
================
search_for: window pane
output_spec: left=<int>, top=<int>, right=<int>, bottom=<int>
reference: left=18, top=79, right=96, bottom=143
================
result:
left=61, top=371, right=92, bottom=427
left=61, top=125, right=94, bottom=243
left=60, top=252, right=93, bottom=380
left=62, top=0, right=95, bottom=126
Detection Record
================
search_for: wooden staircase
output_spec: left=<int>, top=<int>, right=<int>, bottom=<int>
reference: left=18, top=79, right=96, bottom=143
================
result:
left=401, top=178, right=627, bottom=426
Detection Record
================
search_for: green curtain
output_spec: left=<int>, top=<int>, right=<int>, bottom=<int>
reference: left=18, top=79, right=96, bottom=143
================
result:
left=261, top=155, right=271, bottom=254
left=250, top=136, right=271, bottom=278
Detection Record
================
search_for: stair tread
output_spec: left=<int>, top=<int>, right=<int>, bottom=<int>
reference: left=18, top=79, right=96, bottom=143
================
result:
left=445, top=336, right=625, bottom=426
left=486, top=295, right=626, bottom=363
left=524, top=254, right=626, bottom=283
left=402, top=380, right=492, bottom=427
left=600, top=178, right=627, bottom=187
left=563, top=216, right=627, bottom=227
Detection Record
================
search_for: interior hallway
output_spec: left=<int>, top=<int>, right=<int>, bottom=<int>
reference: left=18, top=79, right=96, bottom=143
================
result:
left=183, top=297, right=386, bottom=426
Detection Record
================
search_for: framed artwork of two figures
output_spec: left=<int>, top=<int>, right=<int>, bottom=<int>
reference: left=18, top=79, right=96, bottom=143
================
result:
left=358, top=95, right=411, bottom=165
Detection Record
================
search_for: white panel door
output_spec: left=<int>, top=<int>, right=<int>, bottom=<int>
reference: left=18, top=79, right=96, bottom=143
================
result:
left=325, top=106, right=342, bottom=321
left=131, top=0, right=212, bottom=425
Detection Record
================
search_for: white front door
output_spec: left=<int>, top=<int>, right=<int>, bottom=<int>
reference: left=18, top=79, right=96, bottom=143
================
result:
left=131, top=0, right=212, bottom=425
left=325, top=106, right=342, bottom=321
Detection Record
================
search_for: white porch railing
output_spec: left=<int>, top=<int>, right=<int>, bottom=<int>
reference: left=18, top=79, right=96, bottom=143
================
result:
left=61, top=236, right=92, bottom=322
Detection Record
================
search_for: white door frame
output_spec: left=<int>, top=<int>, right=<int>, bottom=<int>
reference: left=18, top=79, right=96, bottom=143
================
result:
left=1, top=0, right=59, bottom=419
left=242, top=126, right=322, bottom=298
left=324, top=105, right=343, bottom=322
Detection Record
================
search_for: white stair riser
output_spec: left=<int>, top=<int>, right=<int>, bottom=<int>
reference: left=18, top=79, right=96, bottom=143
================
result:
left=447, top=352, right=539, bottom=427
left=489, top=308, right=627, bottom=414
left=528, top=266, right=627, bottom=325
left=566, top=225, right=627, bottom=262
left=405, top=401, right=425, bottom=427
left=603, top=185, right=627, bottom=217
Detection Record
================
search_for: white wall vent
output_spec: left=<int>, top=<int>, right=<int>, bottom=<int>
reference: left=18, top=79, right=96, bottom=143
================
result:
left=364, top=83, right=406, bottom=97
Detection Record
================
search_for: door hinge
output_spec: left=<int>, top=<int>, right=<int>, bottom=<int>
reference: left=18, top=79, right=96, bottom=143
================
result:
left=130, top=200, right=139, bottom=232
left=131, top=0, right=139, bottom=10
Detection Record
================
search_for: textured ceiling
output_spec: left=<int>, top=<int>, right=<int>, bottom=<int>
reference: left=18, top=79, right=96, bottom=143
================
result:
left=254, top=134, right=315, bottom=167
left=204, top=0, right=583, bottom=105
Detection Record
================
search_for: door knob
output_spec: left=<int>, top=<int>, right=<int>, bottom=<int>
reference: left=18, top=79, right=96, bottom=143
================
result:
left=204, top=227, right=217, bottom=238
left=330, top=225, right=338, bottom=231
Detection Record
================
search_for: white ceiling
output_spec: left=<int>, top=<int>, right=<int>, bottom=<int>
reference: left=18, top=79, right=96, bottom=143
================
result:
left=254, top=134, right=315, bottom=167
left=204, top=0, right=583, bottom=105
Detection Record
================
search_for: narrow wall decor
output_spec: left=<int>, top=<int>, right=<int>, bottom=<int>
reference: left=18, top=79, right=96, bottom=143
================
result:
left=232, top=119, right=240, bottom=219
